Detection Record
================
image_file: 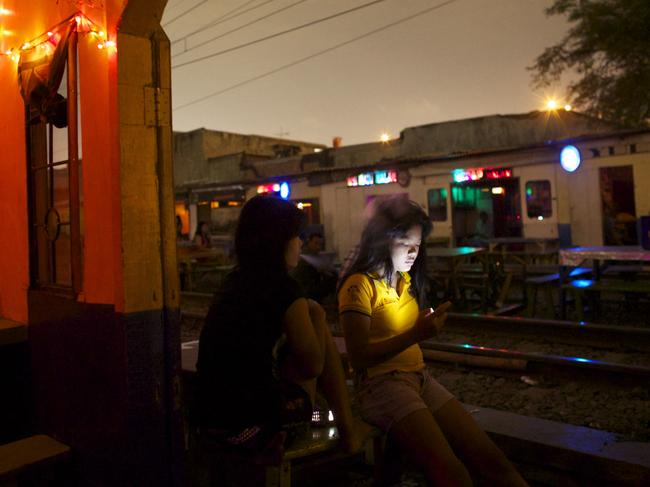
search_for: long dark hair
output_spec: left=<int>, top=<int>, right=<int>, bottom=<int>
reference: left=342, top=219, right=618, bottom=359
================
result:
left=234, top=195, right=305, bottom=277
left=339, top=197, right=432, bottom=307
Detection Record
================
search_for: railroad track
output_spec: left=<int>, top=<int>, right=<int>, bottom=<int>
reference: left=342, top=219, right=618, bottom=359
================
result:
left=444, top=312, right=650, bottom=353
left=180, top=293, right=650, bottom=385
left=418, top=340, right=650, bottom=387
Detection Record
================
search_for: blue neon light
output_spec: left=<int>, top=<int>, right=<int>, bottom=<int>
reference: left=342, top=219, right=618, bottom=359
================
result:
left=572, top=279, right=593, bottom=288
left=560, top=145, right=581, bottom=172
left=569, top=357, right=593, bottom=363
left=279, top=182, right=290, bottom=200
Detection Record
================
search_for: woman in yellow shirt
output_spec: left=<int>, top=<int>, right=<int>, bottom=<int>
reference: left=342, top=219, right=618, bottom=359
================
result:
left=338, top=197, right=527, bottom=486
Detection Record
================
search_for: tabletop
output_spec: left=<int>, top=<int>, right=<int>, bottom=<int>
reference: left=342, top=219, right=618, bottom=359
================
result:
left=559, top=246, right=650, bottom=267
left=427, top=246, right=485, bottom=258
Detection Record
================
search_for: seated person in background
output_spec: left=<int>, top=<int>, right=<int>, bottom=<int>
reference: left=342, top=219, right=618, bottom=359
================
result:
left=468, top=210, right=491, bottom=247
left=194, top=195, right=371, bottom=463
left=193, top=221, right=211, bottom=248
left=338, top=197, right=528, bottom=486
left=290, top=232, right=337, bottom=303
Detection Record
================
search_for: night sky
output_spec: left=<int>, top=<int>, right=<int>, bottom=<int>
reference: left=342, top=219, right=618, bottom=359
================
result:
left=164, top=0, right=573, bottom=145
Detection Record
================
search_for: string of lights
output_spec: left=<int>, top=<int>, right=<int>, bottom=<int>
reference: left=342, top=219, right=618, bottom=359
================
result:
left=173, top=0, right=460, bottom=111
left=171, top=0, right=311, bottom=59
left=0, top=11, right=116, bottom=64
left=170, top=0, right=274, bottom=46
left=172, top=0, right=392, bottom=70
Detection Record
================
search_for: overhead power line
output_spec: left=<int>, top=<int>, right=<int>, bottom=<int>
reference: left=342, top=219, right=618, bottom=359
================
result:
left=171, top=0, right=275, bottom=47
left=173, top=0, right=460, bottom=111
left=172, top=0, right=311, bottom=59
left=162, top=0, right=208, bottom=27
left=172, top=0, right=392, bottom=70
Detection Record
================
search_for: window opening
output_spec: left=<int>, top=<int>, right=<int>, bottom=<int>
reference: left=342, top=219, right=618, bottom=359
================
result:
left=427, top=188, right=448, bottom=221
left=24, top=28, right=82, bottom=293
left=525, top=181, right=552, bottom=219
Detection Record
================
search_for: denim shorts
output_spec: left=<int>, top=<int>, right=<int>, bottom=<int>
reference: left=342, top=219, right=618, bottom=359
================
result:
left=355, top=368, right=453, bottom=432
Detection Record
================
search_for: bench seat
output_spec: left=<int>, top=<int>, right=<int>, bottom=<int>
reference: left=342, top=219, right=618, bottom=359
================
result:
left=524, top=268, right=591, bottom=317
left=0, top=434, right=70, bottom=483
left=563, top=278, right=650, bottom=321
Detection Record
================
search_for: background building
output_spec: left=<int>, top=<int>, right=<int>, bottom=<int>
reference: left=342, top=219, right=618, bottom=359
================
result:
left=173, top=110, right=650, bottom=262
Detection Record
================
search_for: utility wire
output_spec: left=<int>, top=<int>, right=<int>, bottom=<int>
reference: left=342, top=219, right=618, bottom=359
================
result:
left=172, top=0, right=392, bottom=70
left=162, top=0, right=208, bottom=27
left=171, top=0, right=275, bottom=46
left=173, top=0, right=459, bottom=111
left=172, top=0, right=311, bottom=58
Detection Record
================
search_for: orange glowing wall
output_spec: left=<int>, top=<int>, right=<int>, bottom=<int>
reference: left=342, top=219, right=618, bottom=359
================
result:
left=0, top=0, right=128, bottom=321
left=0, top=51, right=28, bottom=323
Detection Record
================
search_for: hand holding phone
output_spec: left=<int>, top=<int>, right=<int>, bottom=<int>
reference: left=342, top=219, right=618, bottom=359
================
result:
left=414, top=301, right=452, bottom=341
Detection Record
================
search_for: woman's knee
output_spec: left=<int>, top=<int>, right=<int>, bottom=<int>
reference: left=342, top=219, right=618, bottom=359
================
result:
left=307, top=299, right=326, bottom=323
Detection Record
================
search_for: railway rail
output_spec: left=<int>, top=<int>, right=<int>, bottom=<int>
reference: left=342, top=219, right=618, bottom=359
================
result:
left=180, top=292, right=650, bottom=386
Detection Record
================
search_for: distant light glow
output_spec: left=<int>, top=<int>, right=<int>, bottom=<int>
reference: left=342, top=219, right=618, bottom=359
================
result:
left=279, top=182, right=290, bottom=200
left=569, top=357, right=593, bottom=363
left=453, top=168, right=512, bottom=183
left=257, top=181, right=291, bottom=197
left=347, top=169, right=397, bottom=187
left=380, top=133, right=390, bottom=143
left=560, top=145, right=581, bottom=172
left=564, top=104, right=572, bottom=111
left=313, top=148, right=323, bottom=153
left=546, top=99, right=558, bottom=110
left=572, top=279, right=593, bottom=288
left=537, top=215, right=544, bottom=221
left=491, top=187, right=504, bottom=195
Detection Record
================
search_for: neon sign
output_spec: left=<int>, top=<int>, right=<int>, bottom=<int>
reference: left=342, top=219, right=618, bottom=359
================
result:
left=257, top=181, right=291, bottom=200
left=347, top=169, right=397, bottom=187
left=453, top=167, right=512, bottom=183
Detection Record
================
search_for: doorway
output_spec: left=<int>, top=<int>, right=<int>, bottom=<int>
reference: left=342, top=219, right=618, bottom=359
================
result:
left=600, top=166, right=637, bottom=245
left=451, top=178, right=522, bottom=245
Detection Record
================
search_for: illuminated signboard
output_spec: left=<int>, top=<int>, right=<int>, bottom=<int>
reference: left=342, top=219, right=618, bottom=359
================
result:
left=453, top=167, right=512, bottom=183
left=347, top=169, right=398, bottom=187
left=257, top=181, right=291, bottom=200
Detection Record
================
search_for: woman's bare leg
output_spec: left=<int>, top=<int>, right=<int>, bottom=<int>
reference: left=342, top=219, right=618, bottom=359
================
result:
left=433, top=398, right=528, bottom=486
left=307, top=300, right=373, bottom=452
left=280, top=300, right=372, bottom=452
left=389, top=408, right=472, bottom=486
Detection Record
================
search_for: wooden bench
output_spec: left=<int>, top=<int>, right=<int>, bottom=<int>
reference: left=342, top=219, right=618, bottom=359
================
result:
left=188, top=422, right=382, bottom=487
left=525, top=267, right=591, bottom=318
left=0, top=435, right=70, bottom=486
left=564, top=278, right=650, bottom=321
left=181, top=339, right=382, bottom=486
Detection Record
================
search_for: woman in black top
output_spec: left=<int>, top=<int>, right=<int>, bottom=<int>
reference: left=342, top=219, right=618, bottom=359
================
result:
left=195, top=195, right=370, bottom=459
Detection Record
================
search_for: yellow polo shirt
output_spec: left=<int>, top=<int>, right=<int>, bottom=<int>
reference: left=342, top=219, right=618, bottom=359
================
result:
left=338, top=272, right=424, bottom=377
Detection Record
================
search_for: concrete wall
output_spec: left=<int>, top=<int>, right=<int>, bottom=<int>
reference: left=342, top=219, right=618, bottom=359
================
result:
left=173, top=129, right=325, bottom=187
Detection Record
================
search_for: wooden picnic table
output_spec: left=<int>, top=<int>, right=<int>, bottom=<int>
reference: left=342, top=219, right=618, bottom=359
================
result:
left=488, top=237, right=559, bottom=254
left=488, top=237, right=559, bottom=265
left=559, top=246, right=650, bottom=320
left=177, top=247, right=233, bottom=292
left=427, top=246, right=488, bottom=307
